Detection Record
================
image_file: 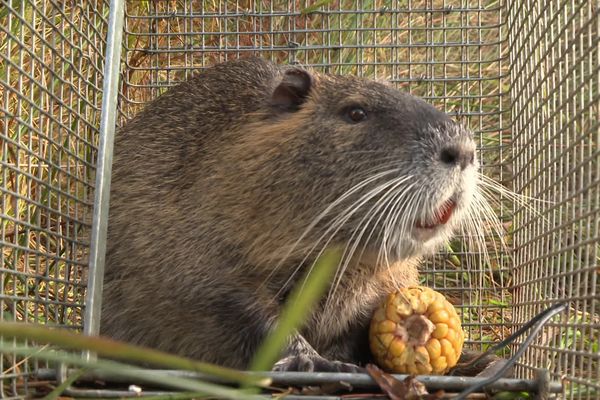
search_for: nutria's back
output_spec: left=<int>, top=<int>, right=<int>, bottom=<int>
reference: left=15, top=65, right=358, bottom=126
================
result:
left=101, top=57, right=481, bottom=371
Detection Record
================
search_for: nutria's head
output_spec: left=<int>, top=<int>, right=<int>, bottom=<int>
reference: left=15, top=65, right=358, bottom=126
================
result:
left=219, top=64, right=479, bottom=271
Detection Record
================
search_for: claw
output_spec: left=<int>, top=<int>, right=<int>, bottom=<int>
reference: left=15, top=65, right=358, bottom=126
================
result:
left=273, top=355, right=363, bottom=373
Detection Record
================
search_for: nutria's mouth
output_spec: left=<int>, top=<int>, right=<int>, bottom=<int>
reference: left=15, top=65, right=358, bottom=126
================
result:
left=415, top=200, right=456, bottom=229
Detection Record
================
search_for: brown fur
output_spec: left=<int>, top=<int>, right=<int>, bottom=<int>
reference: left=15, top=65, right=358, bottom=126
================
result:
left=101, top=57, right=499, bottom=374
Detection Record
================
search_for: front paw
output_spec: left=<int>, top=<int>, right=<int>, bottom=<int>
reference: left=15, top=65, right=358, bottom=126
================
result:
left=449, top=349, right=513, bottom=378
left=273, top=354, right=363, bottom=373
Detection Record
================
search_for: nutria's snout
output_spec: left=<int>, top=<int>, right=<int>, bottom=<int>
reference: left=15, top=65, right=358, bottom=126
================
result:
left=439, top=144, right=476, bottom=171
left=389, top=121, right=479, bottom=254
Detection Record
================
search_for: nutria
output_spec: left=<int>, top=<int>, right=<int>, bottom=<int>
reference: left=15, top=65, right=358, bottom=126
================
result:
left=100, top=57, right=500, bottom=375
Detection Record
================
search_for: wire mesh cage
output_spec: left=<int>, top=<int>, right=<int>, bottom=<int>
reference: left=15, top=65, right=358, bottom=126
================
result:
left=0, top=0, right=598, bottom=399
left=509, top=0, right=599, bottom=394
left=1, top=1, right=109, bottom=398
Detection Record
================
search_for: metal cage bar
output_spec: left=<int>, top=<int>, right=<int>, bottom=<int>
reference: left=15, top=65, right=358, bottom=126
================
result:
left=82, top=0, right=124, bottom=343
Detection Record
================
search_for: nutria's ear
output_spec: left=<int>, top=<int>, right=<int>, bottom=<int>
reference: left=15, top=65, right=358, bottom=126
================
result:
left=271, top=68, right=313, bottom=111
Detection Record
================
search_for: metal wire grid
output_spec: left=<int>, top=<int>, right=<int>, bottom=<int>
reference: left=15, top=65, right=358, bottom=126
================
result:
left=0, top=1, right=109, bottom=397
left=120, top=0, right=510, bottom=368
left=509, top=0, right=600, bottom=398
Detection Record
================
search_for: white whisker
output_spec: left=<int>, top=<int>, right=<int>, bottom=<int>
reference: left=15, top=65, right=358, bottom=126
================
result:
left=259, top=168, right=400, bottom=293
left=284, top=171, right=407, bottom=301
left=326, top=176, right=416, bottom=306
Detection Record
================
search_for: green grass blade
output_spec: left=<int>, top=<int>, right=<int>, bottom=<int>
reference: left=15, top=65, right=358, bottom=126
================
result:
left=42, top=369, right=87, bottom=400
left=0, top=323, right=269, bottom=387
left=445, top=242, right=462, bottom=267
left=0, top=344, right=263, bottom=400
left=248, top=247, right=342, bottom=372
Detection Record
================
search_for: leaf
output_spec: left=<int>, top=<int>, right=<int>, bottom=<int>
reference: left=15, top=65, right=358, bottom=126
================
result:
left=300, top=0, right=335, bottom=15
left=488, top=299, right=509, bottom=307
left=366, top=364, right=444, bottom=400
left=248, top=247, right=342, bottom=372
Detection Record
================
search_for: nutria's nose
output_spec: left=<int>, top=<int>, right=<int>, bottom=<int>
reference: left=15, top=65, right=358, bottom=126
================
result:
left=440, top=145, right=475, bottom=170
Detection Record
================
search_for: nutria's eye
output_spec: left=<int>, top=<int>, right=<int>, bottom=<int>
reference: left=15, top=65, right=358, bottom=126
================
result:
left=347, top=107, right=367, bottom=123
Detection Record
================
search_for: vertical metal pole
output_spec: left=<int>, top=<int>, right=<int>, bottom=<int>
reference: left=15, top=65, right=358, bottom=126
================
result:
left=83, top=0, right=125, bottom=344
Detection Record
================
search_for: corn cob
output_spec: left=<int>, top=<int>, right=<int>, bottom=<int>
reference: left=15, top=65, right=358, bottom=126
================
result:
left=369, top=286, right=464, bottom=375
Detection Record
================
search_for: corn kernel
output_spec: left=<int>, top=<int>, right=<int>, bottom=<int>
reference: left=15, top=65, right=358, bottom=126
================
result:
left=427, top=298, right=445, bottom=313
left=378, top=333, right=395, bottom=348
left=431, top=356, right=448, bottom=373
left=415, top=346, right=430, bottom=365
left=425, top=338, right=441, bottom=360
left=430, top=309, right=450, bottom=324
left=445, top=327, right=457, bottom=344
left=432, top=323, right=449, bottom=339
left=394, top=302, right=413, bottom=318
left=378, top=320, right=396, bottom=333
left=419, top=289, right=435, bottom=306
left=407, top=364, right=420, bottom=375
left=440, top=339, right=454, bottom=359
left=418, top=361, right=434, bottom=375
left=412, top=298, right=428, bottom=314
left=447, top=316, right=461, bottom=330
left=390, top=338, right=406, bottom=356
